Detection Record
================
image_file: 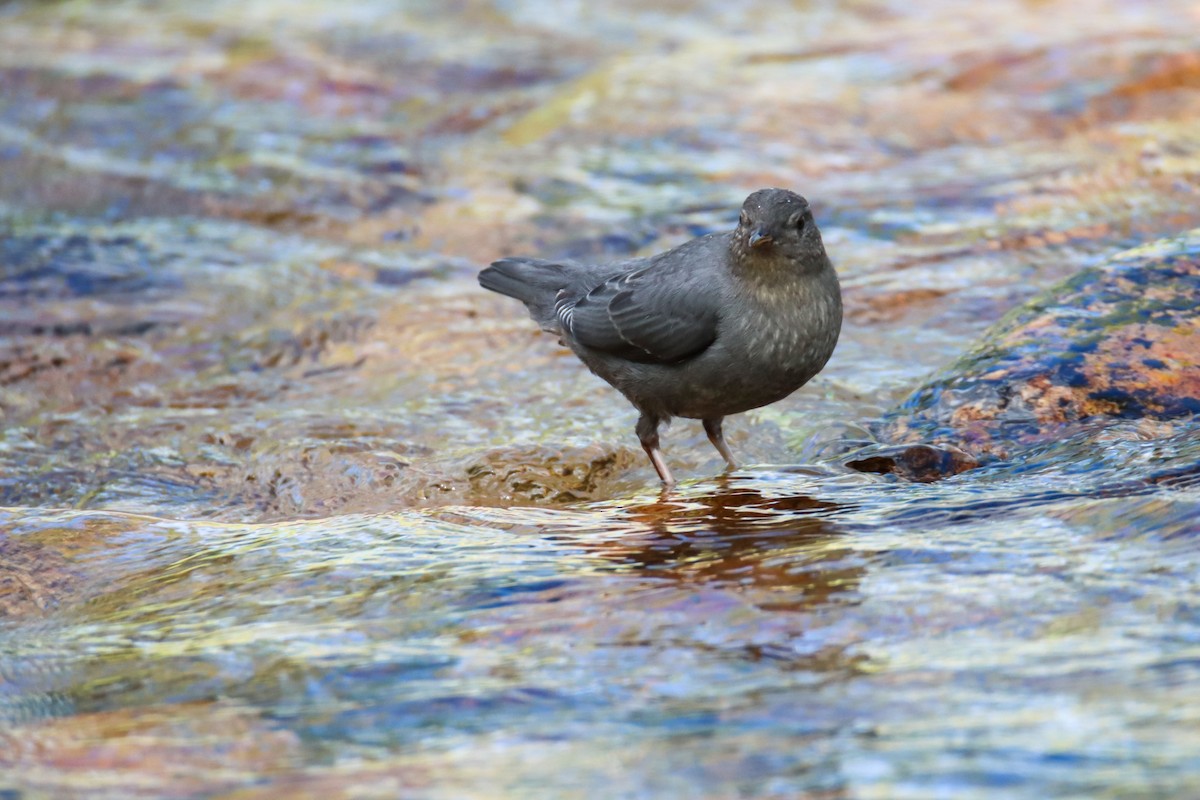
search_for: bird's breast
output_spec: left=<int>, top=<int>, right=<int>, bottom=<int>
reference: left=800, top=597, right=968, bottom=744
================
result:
left=726, top=275, right=842, bottom=377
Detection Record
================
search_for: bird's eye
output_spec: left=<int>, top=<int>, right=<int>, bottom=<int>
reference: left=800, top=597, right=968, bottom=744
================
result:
left=788, top=211, right=806, bottom=231
left=739, top=211, right=750, bottom=226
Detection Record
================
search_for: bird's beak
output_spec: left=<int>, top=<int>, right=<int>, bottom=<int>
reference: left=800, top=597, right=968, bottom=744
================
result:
left=748, top=228, right=773, bottom=249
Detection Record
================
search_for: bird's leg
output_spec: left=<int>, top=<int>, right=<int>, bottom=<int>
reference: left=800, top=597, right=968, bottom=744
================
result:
left=703, top=417, right=738, bottom=471
left=636, top=413, right=675, bottom=486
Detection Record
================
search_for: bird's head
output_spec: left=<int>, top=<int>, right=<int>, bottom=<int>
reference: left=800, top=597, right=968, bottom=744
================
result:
left=734, top=188, right=826, bottom=269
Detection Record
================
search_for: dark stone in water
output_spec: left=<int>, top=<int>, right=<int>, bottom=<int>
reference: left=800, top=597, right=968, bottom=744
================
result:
left=845, top=443, right=981, bottom=482
left=874, top=229, right=1200, bottom=466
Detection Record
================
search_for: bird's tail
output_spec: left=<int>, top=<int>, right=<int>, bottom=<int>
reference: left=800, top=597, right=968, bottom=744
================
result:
left=478, top=257, right=570, bottom=331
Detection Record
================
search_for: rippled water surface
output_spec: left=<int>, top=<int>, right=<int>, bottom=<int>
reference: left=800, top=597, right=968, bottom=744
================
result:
left=2, top=0, right=1200, bottom=797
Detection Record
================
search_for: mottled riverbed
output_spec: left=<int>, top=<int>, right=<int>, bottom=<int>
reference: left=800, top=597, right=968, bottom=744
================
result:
left=2, top=1, right=1200, bottom=797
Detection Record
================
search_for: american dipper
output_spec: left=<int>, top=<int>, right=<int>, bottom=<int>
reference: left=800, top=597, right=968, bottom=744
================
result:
left=479, top=188, right=842, bottom=485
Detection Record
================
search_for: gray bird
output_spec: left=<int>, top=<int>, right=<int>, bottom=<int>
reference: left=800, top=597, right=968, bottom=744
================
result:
left=479, top=188, right=842, bottom=485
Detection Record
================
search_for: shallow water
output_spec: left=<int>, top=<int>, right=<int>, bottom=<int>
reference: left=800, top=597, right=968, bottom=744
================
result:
left=2, top=0, right=1200, bottom=797
left=4, top=434, right=1200, bottom=797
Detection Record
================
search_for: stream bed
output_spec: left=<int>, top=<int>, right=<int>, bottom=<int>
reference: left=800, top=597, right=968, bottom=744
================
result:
left=2, top=1, right=1200, bottom=797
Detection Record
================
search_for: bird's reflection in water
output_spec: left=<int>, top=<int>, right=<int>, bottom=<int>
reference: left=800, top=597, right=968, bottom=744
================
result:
left=585, top=476, right=863, bottom=614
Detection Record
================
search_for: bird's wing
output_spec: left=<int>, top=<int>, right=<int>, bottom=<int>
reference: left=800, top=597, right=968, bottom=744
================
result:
left=558, top=239, right=723, bottom=364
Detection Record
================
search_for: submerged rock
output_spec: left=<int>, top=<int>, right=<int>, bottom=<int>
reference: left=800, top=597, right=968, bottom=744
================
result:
left=418, top=442, right=642, bottom=506
left=869, top=229, right=1200, bottom=468
left=0, top=536, right=77, bottom=618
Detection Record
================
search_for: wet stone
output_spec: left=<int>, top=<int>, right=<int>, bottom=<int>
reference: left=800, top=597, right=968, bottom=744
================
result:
left=420, top=442, right=642, bottom=506
left=844, top=443, right=981, bottom=483
left=879, top=229, right=1200, bottom=459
